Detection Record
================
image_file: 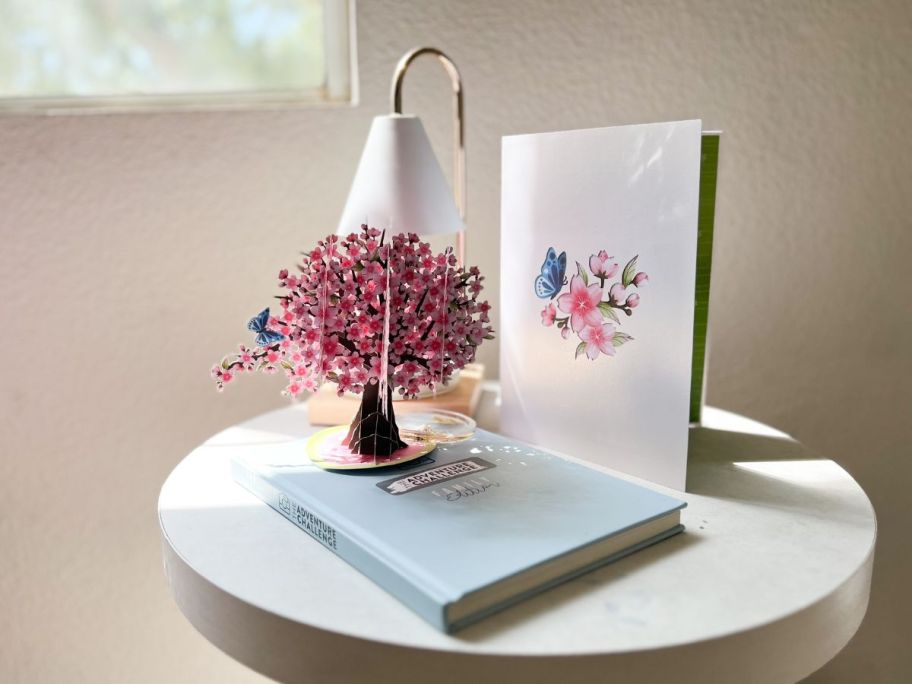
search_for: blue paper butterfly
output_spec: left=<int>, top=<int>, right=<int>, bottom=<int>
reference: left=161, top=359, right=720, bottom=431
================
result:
left=534, top=247, right=567, bottom=299
left=248, top=308, right=285, bottom=347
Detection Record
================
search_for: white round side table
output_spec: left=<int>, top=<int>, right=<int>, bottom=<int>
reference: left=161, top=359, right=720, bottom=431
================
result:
left=159, top=384, right=875, bottom=684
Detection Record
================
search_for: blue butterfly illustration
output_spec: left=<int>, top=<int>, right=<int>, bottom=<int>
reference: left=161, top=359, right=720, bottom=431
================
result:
left=248, top=308, right=285, bottom=347
left=534, top=247, right=567, bottom=299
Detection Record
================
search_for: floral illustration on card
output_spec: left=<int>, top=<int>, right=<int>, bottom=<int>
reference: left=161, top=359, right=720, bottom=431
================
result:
left=535, top=247, right=648, bottom=360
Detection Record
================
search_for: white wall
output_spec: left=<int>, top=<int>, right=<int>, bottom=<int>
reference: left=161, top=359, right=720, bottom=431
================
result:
left=1, top=1, right=910, bottom=681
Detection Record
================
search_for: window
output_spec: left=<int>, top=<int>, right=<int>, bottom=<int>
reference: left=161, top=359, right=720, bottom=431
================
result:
left=0, top=0, right=356, bottom=112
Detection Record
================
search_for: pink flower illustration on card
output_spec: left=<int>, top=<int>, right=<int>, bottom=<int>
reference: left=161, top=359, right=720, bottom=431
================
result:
left=535, top=247, right=648, bottom=361
left=589, top=250, right=619, bottom=280
left=540, top=303, right=557, bottom=327
left=579, top=323, right=616, bottom=360
left=557, top=275, right=603, bottom=332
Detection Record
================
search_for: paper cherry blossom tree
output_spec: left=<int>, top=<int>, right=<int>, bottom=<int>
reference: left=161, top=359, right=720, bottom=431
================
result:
left=212, top=225, right=494, bottom=457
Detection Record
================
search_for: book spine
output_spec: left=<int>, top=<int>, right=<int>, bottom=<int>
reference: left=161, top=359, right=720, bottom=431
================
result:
left=449, top=523, right=686, bottom=633
left=231, top=460, right=449, bottom=631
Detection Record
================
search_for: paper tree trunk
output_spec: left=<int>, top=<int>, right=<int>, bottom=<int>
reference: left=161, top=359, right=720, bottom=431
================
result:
left=344, top=381, right=408, bottom=456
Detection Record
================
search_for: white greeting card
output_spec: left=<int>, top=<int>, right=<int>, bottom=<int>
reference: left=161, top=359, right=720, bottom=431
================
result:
left=500, top=120, right=702, bottom=490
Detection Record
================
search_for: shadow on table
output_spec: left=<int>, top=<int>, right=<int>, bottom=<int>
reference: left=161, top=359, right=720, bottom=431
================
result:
left=689, top=426, right=820, bottom=465
left=686, top=426, right=857, bottom=518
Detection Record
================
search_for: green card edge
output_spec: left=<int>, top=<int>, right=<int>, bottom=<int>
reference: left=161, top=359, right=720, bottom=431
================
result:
left=690, top=133, right=720, bottom=424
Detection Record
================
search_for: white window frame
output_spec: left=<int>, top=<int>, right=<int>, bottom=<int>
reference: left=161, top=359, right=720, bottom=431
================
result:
left=0, top=0, right=358, bottom=115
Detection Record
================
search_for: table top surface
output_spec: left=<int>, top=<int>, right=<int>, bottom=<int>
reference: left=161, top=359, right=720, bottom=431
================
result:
left=159, top=385, right=876, bottom=662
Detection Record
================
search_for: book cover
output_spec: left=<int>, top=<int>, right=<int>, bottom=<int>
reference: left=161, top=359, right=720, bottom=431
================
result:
left=232, top=429, right=686, bottom=633
left=500, top=120, right=703, bottom=490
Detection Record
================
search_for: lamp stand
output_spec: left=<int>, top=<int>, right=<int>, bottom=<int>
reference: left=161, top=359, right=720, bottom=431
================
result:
left=391, top=47, right=466, bottom=266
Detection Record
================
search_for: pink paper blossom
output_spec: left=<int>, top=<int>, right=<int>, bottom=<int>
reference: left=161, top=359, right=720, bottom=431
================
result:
left=237, top=345, right=254, bottom=371
left=632, top=272, right=649, bottom=287
left=589, top=250, right=619, bottom=279
left=626, top=293, right=640, bottom=308
left=558, top=275, right=603, bottom=332
left=212, top=226, right=494, bottom=398
left=579, top=323, right=617, bottom=360
left=541, top=303, right=557, bottom=327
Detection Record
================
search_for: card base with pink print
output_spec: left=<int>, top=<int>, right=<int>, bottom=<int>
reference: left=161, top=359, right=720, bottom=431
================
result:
left=500, top=120, right=702, bottom=490
left=305, top=425, right=436, bottom=470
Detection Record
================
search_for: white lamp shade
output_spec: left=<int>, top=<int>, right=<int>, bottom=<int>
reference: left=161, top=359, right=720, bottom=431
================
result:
left=338, top=114, right=463, bottom=236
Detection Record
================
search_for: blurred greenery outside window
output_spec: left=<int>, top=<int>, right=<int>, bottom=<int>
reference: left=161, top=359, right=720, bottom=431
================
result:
left=0, top=0, right=356, bottom=112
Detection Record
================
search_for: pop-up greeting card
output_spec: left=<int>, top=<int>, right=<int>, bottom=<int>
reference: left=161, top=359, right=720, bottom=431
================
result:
left=213, top=226, right=494, bottom=469
left=500, top=120, right=703, bottom=490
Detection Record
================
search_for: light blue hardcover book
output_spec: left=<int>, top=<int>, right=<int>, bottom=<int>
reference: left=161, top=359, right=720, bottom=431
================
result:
left=231, top=428, right=686, bottom=633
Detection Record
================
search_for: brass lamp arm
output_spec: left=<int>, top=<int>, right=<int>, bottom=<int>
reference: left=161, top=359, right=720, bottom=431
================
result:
left=390, top=47, right=466, bottom=265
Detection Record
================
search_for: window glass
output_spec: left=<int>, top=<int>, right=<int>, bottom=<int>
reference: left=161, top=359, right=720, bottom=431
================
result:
left=0, top=0, right=353, bottom=110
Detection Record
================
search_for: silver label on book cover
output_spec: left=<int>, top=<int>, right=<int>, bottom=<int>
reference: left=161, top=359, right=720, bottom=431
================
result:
left=376, top=458, right=496, bottom=496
